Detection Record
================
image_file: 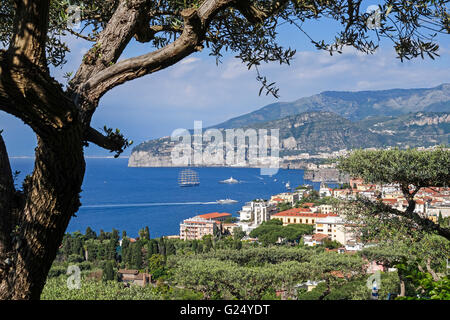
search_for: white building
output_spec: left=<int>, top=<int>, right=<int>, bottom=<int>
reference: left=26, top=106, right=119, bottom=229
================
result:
left=319, top=183, right=332, bottom=197
left=238, top=200, right=275, bottom=224
left=314, top=216, right=356, bottom=246
left=269, top=192, right=299, bottom=206
left=318, top=204, right=333, bottom=214
left=303, top=233, right=329, bottom=246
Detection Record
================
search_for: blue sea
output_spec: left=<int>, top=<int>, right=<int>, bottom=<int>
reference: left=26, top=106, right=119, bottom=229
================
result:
left=10, top=158, right=328, bottom=238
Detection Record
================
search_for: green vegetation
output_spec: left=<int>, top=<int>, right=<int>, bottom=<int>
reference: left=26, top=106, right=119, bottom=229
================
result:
left=337, top=148, right=450, bottom=299
left=168, top=247, right=365, bottom=300
left=44, top=220, right=449, bottom=300
left=41, top=275, right=202, bottom=300
left=293, top=193, right=338, bottom=208
left=338, top=148, right=450, bottom=241
left=249, top=220, right=314, bottom=246
left=297, top=272, right=401, bottom=300
left=338, top=148, right=450, bottom=191
left=224, top=216, right=238, bottom=223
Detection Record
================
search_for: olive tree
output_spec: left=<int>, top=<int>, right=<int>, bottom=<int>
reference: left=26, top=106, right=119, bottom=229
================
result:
left=338, top=148, right=450, bottom=240
left=0, top=0, right=448, bottom=299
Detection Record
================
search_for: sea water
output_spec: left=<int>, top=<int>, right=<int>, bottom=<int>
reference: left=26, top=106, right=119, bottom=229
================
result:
left=10, top=158, right=327, bottom=238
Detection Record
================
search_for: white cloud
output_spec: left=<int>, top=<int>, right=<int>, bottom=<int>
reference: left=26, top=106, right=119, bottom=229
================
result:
left=4, top=32, right=450, bottom=156
left=180, top=57, right=200, bottom=65
left=220, top=59, right=248, bottom=79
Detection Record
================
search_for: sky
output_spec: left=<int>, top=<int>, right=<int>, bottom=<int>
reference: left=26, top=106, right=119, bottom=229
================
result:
left=1, top=2, right=450, bottom=157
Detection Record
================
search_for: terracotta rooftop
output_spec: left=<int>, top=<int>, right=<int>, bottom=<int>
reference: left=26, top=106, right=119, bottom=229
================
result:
left=312, top=233, right=329, bottom=241
left=272, top=208, right=336, bottom=218
left=197, top=212, right=232, bottom=220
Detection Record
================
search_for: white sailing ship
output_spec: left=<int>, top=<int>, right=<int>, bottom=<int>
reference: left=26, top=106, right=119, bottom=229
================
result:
left=178, top=169, right=200, bottom=187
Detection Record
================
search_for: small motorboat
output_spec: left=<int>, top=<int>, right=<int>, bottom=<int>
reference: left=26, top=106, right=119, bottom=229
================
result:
left=220, top=177, right=239, bottom=184
left=216, top=199, right=238, bottom=204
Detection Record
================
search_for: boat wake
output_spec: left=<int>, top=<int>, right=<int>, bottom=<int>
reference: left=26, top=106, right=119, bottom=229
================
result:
left=81, top=201, right=218, bottom=209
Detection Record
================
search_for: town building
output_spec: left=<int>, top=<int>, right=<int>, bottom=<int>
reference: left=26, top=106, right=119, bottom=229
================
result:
left=118, top=269, right=152, bottom=287
left=303, top=233, right=330, bottom=246
left=319, top=182, right=332, bottom=197
left=196, top=212, right=232, bottom=222
left=269, top=192, right=299, bottom=206
left=314, top=215, right=356, bottom=246
left=222, top=223, right=239, bottom=235
left=179, top=212, right=232, bottom=240
left=238, top=200, right=276, bottom=224
left=271, top=208, right=336, bottom=226
left=318, top=204, right=334, bottom=214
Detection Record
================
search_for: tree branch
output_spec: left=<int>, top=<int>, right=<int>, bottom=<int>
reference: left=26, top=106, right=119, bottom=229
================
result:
left=0, top=51, right=77, bottom=137
left=68, top=0, right=293, bottom=140
left=8, top=0, right=50, bottom=70
left=0, top=132, right=15, bottom=265
left=70, top=0, right=150, bottom=92
left=85, top=127, right=131, bottom=157
left=77, top=0, right=239, bottom=110
left=359, top=198, right=450, bottom=241
left=233, top=0, right=290, bottom=24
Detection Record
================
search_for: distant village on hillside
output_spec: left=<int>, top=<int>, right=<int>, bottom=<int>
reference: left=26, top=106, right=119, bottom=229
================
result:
left=174, top=177, right=450, bottom=251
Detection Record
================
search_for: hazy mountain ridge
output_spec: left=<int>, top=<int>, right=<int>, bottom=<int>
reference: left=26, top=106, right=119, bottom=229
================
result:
left=130, top=84, right=449, bottom=167
left=129, top=111, right=449, bottom=167
left=212, top=83, right=450, bottom=129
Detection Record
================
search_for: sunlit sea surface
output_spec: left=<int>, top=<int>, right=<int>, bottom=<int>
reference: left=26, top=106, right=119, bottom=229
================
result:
left=10, top=158, right=332, bottom=238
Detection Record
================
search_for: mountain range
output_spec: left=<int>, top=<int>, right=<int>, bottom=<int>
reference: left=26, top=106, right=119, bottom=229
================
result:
left=210, top=83, right=450, bottom=128
left=129, top=84, right=450, bottom=167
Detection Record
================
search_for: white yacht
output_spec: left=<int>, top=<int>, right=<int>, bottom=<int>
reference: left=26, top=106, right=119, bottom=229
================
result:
left=220, top=176, right=239, bottom=184
left=216, top=199, right=238, bottom=204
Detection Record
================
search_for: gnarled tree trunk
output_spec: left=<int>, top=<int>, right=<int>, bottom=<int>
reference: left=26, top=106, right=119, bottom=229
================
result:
left=0, top=129, right=85, bottom=299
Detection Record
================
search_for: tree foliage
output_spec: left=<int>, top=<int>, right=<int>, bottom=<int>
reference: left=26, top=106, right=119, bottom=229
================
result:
left=338, top=148, right=450, bottom=240
left=168, top=247, right=365, bottom=299
left=249, top=219, right=314, bottom=245
left=338, top=148, right=450, bottom=189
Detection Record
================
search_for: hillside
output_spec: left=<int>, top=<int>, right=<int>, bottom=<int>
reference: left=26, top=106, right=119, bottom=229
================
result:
left=129, top=111, right=449, bottom=167
left=212, top=83, right=450, bottom=129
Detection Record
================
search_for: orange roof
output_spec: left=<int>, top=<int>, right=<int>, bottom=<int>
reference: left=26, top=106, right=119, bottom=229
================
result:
left=303, top=203, right=315, bottom=207
left=272, top=208, right=335, bottom=218
left=423, top=187, right=439, bottom=194
left=312, top=233, right=329, bottom=241
left=184, top=219, right=221, bottom=225
left=197, top=212, right=232, bottom=220
left=272, top=197, right=285, bottom=202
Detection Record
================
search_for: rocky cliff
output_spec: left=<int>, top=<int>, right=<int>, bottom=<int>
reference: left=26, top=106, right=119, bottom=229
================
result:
left=128, top=111, right=449, bottom=167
